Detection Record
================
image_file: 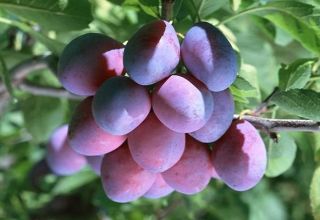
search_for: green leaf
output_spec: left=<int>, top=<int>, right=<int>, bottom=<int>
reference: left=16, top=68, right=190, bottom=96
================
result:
left=310, top=167, right=320, bottom=220
left=264, top=13, right=320, bottom=55
left=22, top=96, right=67, bottom=142
left=271, top=89, right=320, bottom=121
left=0, top=0, right=93, bottom=31
left=279, top=59, right=314, bottom=91
left=0, top=17, right=64, bottom=54
left=266, top=133, right=297, bottom=177
left=0, top=54, right=14, bottom=97
left=233, top=75, right=256, bottom=91
left=194, top=0, right=228, bottom=18
left=52, top=170, right=98, bottom=195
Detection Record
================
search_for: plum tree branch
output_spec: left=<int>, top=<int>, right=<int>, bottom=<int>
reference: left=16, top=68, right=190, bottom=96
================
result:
left=0, top=55, right=82, bottom=100
left=235, top=115, right=320, bottom=132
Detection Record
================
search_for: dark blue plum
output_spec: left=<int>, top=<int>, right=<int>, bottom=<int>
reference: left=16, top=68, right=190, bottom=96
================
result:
left=92, top=76, right=151, bottom=135
left=190, top=89, right=234, bottom=143
left=181, top=22, right=237, bottom=92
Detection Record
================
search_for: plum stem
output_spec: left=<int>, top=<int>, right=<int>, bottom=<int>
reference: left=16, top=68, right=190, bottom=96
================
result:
left=161, top=0, right=174, bottom=21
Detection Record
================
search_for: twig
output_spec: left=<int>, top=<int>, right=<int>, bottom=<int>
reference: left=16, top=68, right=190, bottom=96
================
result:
left=253, top=87, right=279, bottom=115
left=0, top=55, right=82, bottom=100
left=235, top=115, right=320, bottom=132
left=19, top=82, right=82, bottom=100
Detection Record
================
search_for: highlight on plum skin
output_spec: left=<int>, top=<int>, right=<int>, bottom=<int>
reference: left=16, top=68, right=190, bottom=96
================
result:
left=86, top=155, right=104, bottom=175
left=46, top=125, right=87, bottom=176
left=101, top=143, right=156, bottom=203
left=152, top=75, right=214, bottom=133
left=212, top=120, right=267, bottom=191
left=92, top=76, right=151, bottom=136
left=190, top=89, right=234, bottom=143
left=162, top=136, right=213, bottom=195
left=57, top=33, right=124, bottom=96
left=144, top=174, right=174, bottom=199
left=124, top=20, right=180, bottom=85
left=181, top=22, right=237, bottom=92
left=68, top=97, right=126, bottom=156
left=128, top=112, right=185, bottom=173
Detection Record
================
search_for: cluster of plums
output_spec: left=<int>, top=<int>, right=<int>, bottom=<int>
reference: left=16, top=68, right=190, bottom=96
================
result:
left=46, top=20, right=267, bottom=203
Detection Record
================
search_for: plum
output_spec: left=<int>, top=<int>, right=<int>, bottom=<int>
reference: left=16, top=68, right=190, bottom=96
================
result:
left=92, top=76, right=151, bottom=135
left=212, top=120, right=267, bottom=191
left=144, top=174, right=174, bottom=199
left=162, top=136, right=212, bottom=195
left=181, top=22, right=237, bottom=92
left=68, top=97, right=126, bottom=156
left=46, top=125, right=86, bottom=176
left=101, top=143, right=156, bottom=203
left=124, top=20, right=180, bottom=85
left=152, top=75, right=214, bottom=133
left=128, top=112, right=185, bottom=173
left=190, top=89, right=234, bottom=143
left=58, top=33, right=124, bottom=96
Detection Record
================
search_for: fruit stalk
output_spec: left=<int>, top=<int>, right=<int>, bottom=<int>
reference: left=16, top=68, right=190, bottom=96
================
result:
left=161, top=0, right=174, bottom=21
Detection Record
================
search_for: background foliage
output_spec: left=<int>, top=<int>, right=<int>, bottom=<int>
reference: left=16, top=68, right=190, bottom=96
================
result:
left=0, top=0, right=319, bottom=219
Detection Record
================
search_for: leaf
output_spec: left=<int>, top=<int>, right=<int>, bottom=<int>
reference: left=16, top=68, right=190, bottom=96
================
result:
left=182, top=0, right=228, bottom=21
left=22, top=96, right=68, bottom=142
left=310, top=167, right=320, bottom=220
left=279, top=59, right=314, bottom=91
left=271, top=89, right=320, bottom=121
left=52, top=170, right=98, bottom=195
left=0, top=0, right=93, bottom=31
left=0, top=54, right=14, bottom=97
left=266, top=133, right=297, bottom=177
left=233, top=75, right=256, bottom=91
left=0, top=17, right=64, bottom=54
left=264, top=13, right=320, bottom=55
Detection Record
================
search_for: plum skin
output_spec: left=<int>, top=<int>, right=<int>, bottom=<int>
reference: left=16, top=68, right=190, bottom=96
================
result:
left=92, top=76, right=151, bottom=136
left=181, top=22, right=237, bottom=92
left=144, top=174, right=174, bottom=199
left=162, top=136, right=212, bottom=195
left=190, top=89, right=234, bottom=143
left=100, top=143, right=156, bottom=203
left=68, top=97, right=126, bottom=156
left=152, top=75, right=214, bottom=133
left=58, top=33, right=124, bottom=96
left=124, top=20, right=180, bottom=85
left=46, top=125, right=87, bottom=176
left=128, top=112, right=185, bottom=173
left=212, top=120, right=267, bottom=191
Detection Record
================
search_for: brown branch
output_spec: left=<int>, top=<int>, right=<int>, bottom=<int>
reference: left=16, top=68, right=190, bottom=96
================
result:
left=235, top=115, right=320, bottom=132
left=0, top=55, right=82, bottom=101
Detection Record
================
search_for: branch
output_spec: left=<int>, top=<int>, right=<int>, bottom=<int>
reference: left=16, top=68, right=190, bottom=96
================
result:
left=0, top=55, right=82, bottom=100
left=236, top=115, right=320, bottom=132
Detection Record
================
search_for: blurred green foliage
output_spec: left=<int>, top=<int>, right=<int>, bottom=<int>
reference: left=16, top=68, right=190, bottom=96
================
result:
left=0, top=0, right=319, bottom=219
